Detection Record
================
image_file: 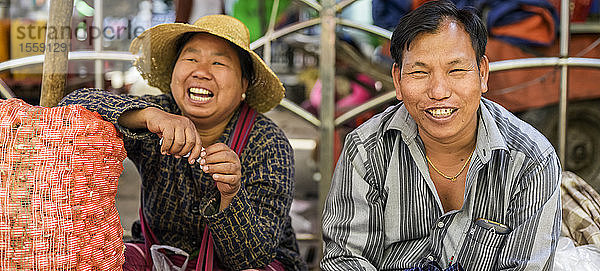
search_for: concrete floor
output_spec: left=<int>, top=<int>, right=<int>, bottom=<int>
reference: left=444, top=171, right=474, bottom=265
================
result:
left=115, top=158, right=142, bottom=238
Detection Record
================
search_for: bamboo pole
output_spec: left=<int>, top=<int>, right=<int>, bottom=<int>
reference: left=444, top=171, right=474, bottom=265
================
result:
left=318, top=0, right=336, bottom=263
left=40, top=0, right=74, bottom=107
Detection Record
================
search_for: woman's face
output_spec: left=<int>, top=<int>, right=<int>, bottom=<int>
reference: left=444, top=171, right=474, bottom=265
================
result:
left=170, top=33, right=248, bottom=129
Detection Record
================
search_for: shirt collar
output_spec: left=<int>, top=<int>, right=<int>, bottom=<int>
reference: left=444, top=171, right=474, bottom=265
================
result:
left=476, top=98, right=508, bottom=163
left=384, top=98, right=508, bottom=164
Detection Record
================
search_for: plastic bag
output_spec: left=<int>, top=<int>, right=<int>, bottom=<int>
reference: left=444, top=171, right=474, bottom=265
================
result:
left=554, top=236, right=600, bottom=271
left=150, top=245, right=190, bottom=271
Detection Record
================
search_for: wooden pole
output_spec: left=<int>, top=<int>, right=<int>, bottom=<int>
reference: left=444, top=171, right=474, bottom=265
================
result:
left=40, top=0, right=74, bottom=107
left=319, top=0, right=336, bottom=263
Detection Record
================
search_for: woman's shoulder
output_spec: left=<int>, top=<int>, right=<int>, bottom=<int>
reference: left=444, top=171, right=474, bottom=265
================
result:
left=248, top=113, right=292, bottom=150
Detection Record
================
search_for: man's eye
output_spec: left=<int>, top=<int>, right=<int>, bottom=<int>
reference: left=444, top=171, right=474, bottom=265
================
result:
left=409, top=71, right=427, bottom=75
left=184, top=58, right=197, bottom=62
left=450, top=69, right=467, bottom=73
left=213, top=61, right=225, bottom=66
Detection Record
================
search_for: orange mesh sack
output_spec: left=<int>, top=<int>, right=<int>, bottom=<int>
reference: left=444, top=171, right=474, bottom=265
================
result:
left=0, top=98, right=127, bottom=270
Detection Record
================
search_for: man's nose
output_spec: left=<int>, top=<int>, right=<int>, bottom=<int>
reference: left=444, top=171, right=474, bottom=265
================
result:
left=427, top=74, right=451, bottom=100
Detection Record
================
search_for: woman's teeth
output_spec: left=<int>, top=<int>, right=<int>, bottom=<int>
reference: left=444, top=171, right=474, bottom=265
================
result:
left=428, top=108, right=454, bottom=117
left=189, top=88, right=213, bottom=102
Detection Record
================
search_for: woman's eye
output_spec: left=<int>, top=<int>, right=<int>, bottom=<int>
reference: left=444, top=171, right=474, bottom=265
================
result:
left=450, top=69, right=467, bottom=73
left=184, top=58, right=197, bottom=62
left=213, top=61, right=225, bottom=66
left=409, top=71, right=427, bottom=75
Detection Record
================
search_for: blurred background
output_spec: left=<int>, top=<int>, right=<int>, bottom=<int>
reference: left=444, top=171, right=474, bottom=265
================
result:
left=1, top=0, right=599, bottom=269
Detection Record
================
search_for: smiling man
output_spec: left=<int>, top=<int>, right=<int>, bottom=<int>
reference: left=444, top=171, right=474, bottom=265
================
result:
left=321, top=1, right=561, bottom=270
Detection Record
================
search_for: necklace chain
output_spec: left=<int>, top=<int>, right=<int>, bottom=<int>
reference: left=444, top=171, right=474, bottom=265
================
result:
left=426, top=149, right=475, bottom=182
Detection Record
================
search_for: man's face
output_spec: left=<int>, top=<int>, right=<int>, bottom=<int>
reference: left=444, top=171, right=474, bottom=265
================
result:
left=170, top=33, right=248, bottom=127
left=392, top=20, right=489, bottom=144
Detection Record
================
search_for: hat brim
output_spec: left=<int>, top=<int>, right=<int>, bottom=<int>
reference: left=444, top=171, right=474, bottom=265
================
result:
left=129, top=22, right=284, bottom=113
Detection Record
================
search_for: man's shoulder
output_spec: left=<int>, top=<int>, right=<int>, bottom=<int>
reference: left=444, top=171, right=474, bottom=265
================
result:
left=348, top=103, right=402, bottom=145
left=482, top=99, right=555, bottom=161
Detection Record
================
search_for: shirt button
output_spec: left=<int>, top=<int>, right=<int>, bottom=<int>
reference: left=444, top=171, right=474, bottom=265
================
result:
left=191, top=204, right=200, bottom=215
left=191, top=240, right=198, bottom=247
left=426, top=255, right=435, bottom=261
left=437, top=221, right=445, bottom=228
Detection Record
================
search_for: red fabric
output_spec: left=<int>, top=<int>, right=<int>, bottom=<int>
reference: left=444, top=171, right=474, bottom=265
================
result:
left=485, top=35, right=600, bottom=112
left=412, top=0, right=433, bottom=10
left=549, top=0, right=593, bottom=22
left=123, top=243, right=148, bottom=271
left=490, top=5, right=555, bottom=45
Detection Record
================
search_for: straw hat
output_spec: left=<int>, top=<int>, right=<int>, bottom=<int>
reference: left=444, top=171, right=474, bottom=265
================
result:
left=129, top=15, right=284, bottom=113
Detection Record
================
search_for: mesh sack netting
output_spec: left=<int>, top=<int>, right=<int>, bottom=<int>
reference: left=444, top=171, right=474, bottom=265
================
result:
left=0, top=98, right=127, bottom=270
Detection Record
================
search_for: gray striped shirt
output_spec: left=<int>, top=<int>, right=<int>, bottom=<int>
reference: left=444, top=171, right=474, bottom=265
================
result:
left=321, top=98, right=561, bottom=271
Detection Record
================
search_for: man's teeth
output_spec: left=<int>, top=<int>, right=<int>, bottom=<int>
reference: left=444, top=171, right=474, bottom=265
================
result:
left=428, top=108, right=454, bottom=117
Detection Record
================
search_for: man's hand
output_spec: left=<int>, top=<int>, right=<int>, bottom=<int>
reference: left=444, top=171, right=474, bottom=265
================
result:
left=199, top=143, right=242, bottom=211
left=118, top=107, right=203, bottom=164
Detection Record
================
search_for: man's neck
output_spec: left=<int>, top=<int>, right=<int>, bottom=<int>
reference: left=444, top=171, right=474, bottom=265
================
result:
left=419, top=125, right=477, bottom=166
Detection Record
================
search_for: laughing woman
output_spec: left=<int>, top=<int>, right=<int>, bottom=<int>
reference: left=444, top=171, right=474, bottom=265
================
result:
left=60, top=15, right=306, bottom=271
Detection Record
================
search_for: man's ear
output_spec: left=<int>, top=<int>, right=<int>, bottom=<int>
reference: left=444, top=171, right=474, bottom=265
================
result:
left=479, top=55, right=490, bottom=94
left=392, top=63, right=403, bottom=100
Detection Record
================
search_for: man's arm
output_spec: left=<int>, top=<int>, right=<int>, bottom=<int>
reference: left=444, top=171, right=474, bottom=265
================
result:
left=497, top=149, right=562, bottom=270
left=321, top=132, right=384, bottom=271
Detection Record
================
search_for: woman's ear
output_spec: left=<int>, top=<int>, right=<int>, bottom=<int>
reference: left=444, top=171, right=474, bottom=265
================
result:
left=241, top=77, right=249, bottom=92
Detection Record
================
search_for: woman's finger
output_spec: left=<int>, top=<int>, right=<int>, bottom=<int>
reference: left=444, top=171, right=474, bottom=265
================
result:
left=187, top=132, right=204, bottom=164
left=202, top=149, right=239, bottom=165
left=212, top=174, right=241, bottom=195
left=201, top=162, right=240, bottom=175
left=160, top=127, right=175, bottom=155
left=202, top=143, right=230, bottom=156
left=169, top=125, right=187, bottom=157
left=177, top=125, right=196, bottom=159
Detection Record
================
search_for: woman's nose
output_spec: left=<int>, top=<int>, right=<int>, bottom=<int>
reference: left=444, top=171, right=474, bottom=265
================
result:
left=190, top=63, right=212, bottom=79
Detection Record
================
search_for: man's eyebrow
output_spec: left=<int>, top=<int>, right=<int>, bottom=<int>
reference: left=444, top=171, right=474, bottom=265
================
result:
left=408, top=62, right=428, bottom=69
left=447, top=58, right=470, bottom=66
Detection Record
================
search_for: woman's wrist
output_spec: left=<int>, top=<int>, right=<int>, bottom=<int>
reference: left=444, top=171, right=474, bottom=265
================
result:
left=118, top=107, right=156, bottom=129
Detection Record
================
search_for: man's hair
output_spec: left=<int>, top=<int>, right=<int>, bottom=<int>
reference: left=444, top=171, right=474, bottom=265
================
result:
left=390, top=0, right=487, bottom=67
left=172, top=32, right=255, bottom=84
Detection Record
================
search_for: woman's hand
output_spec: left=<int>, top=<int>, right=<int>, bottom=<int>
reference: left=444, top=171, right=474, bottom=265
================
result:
left=118, top=107, right=203, bottom=164
left=199, top=143, right=242, bottom=211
